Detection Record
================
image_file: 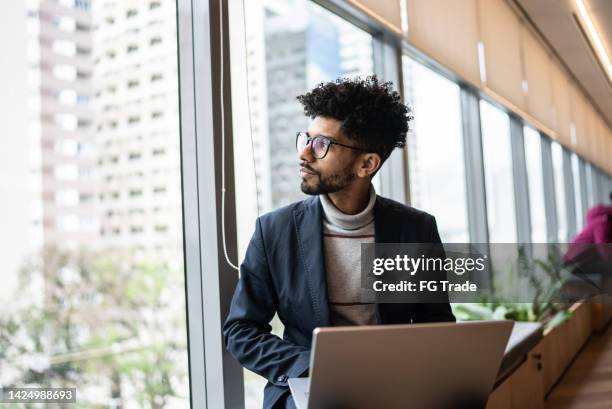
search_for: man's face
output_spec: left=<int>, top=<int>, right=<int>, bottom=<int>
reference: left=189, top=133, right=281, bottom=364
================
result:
left=298, top=116, right=360, bottom=195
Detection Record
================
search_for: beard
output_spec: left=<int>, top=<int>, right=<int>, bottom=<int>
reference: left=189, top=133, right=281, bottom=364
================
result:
left=300, top=164, right=356, bottom=195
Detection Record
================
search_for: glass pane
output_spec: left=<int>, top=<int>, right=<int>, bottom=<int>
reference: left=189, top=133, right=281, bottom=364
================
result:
left=0, top=1, right=190, bottom=407
left=551, top=141, right=568, bottom=242
left=480, top=100, right=516, bottom=243
left=571, top=153, right=584, bottom=230
left=403, top=57, right=469, bottom=242
left=233, top=1, right=375, bottom=407
left=586, top=162, right=596, bottom=208
left=523, top=127, right=547, bottom=242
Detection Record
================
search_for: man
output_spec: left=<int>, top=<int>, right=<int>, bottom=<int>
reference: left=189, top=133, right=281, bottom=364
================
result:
left=223, top=76, right=455, bottom=409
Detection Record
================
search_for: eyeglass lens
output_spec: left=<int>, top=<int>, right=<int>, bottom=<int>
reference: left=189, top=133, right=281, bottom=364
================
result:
left=296, top=133, right=329, bottom=159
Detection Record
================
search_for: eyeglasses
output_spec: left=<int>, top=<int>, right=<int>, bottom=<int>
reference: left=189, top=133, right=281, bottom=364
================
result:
left=295, top=131, right=367, bottom=159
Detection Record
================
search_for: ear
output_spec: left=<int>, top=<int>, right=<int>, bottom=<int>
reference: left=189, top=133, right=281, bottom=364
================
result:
left=356, top=153, right=382, bottom=178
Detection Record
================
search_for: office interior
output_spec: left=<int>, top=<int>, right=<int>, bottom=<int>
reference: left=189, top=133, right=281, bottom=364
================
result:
left=0, top=0, right=611, bottom=408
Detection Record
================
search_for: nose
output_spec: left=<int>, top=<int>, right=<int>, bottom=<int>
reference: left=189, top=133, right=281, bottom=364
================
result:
left=298, top=140, right=314, bottom=163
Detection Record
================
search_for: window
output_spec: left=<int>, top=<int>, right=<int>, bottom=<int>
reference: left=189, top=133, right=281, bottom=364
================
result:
left=231, top=1, right=375, bottom=407
left=57, top=214, right=80, bottom=231
left=129, top=189, right=143, bottom=197
left=523, top=127, right=547, bottom=242
left=74, top=43, right=91, bottom=55
left=74, top=0, right=90, bottom=11
left=551, top=141, right=568, bottom=242
left=130, top=225, right=144, bottom=234
left=571, top=153, right=584, bottom=230
left=56, top=189, right=80, bottom=206
left=77, top=118, right=92, bottom=128
left=0, top=1, right=189, bottom=407
left=55, top=113, right=78, bottom=130
left=586, top=162, right=596, bottom=208
left=77, top=94, right=89, bottom=104
left=403, top=57, right=469, bottom=242
left=58, top=89, right=77, bottom=105
left=53, top=64, right=77, bottom=81
left=480, top=100, right=516, bottom=242
left=53, top=40, right=76, bottom=56
left=55, top=164, right=79, bottom=180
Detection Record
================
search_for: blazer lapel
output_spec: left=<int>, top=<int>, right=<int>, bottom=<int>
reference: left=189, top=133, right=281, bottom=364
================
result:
left=374, top=195, right=399, bottom=244
left=293, top=196, right=331, bottom=328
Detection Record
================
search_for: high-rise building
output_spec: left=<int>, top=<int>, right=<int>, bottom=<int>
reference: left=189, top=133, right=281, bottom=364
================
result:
left=2, top=0, right=183, bottom=262
left=338, top=20, right=374, bottom=78
left=93, top=0, right=182, bottom=254
left=264, top=4, right=342, bottom=208
left=28, top=0, right=98, bottom=249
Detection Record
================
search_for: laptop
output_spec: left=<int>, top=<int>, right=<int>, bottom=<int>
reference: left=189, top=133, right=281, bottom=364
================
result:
left=288, top=320, right=513, bottom=409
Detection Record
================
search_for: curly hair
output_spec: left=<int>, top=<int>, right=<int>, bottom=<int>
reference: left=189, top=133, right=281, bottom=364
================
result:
left=296, top=75, right=412, bottom=162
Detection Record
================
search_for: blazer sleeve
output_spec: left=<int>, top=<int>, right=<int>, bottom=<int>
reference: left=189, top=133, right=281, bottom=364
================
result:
left=412, top=216, right=457, bottom=324
left=222, top=218, right=310, bottom=387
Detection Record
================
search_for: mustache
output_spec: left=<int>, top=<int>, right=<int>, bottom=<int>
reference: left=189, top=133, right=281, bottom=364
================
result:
left=300, top=162, right=319, bottom=175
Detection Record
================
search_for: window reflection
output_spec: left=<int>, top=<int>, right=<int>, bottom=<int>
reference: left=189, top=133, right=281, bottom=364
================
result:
left=524, top=127, right=547, bottom=242
left=586, top=162, right=596, bottom=208
left=551, top=141, right=568, bottom=242
left=480, top=100, right=516, bottom=243
left=403, top=57, right=469, bottom=242
left=571, top=153, right=584, bottom=231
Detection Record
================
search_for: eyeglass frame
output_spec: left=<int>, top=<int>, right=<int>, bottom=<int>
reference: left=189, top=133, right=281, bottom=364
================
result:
left=295, top=131, right=368, bottom=159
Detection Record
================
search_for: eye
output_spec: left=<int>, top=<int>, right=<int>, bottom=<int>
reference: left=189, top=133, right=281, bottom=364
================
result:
left=312, top=136, right=328, bottom=150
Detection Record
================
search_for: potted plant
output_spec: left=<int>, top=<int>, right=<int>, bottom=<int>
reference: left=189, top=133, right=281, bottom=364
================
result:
left=453, top=245, right=593, bottom=396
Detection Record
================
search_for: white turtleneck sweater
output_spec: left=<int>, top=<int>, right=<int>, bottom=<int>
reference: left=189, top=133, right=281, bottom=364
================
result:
left=319, top=186, right=378, bottom=326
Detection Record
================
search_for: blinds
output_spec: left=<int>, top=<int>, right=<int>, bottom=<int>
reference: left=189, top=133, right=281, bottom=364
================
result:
left=355, top=0, right=612, bottom=172
left=346, top=0, right=402, bottom=35
left=593, top=115, right=607, bottom=171
left=571, top=85, right=589, bottom=158
left=550, top=61, right=572, bottom=145
left=522, top=25, right=555, bottom=131
left=406, top=0, right=481, bottom=86
left=478, top=0, right=525, bottom=111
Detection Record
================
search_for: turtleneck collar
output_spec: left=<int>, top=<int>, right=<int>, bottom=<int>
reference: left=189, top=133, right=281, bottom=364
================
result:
left=319, top=185, right=376, bottom=231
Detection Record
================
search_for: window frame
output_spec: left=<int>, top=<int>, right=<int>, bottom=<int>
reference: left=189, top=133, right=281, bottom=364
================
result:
left=177, top=0, right=244, bottom=408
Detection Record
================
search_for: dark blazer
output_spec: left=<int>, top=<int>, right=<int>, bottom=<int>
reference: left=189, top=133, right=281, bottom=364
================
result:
left=223, top=194, right=455, bottom=409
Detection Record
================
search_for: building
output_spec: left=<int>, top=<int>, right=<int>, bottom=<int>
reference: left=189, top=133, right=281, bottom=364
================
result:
left=93, top=0, right=182, bottom=254
left=28, top=0, right=98, bottom=250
